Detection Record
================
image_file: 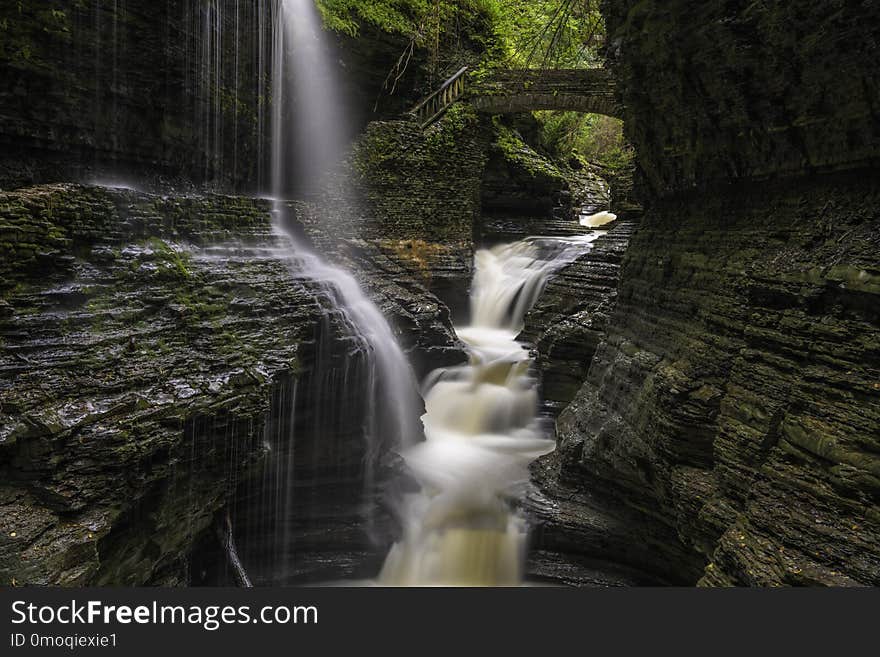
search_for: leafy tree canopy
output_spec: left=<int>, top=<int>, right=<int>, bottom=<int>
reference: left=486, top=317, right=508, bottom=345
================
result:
left=316, top=1, right=624, bottom=169
left=316, top=0, right=604, bottom=69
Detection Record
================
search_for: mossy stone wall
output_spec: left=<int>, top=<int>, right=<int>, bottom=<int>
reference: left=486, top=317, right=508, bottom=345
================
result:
left=530, top=0, right=880, bottom=586
left=351, top=105, right=491, bottom=245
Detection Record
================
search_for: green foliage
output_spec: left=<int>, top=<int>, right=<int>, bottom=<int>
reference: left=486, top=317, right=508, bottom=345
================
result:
left=318, top=0, right=503, bottom=94
left=491, top=0, right=604, bottom=68
left=317, top=1, right=604, bottom=69
left=537, top=111, right=634, bottom=171
left=317, top=0, right=421, bottom=36
left=317, top=0, right=497, bottom=39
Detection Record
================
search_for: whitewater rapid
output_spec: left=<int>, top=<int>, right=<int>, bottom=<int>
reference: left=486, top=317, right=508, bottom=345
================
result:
left=380, top=234, right=603, bottom=585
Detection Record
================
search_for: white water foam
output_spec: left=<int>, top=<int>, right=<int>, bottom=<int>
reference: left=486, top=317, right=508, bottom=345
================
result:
left=380, top=234, right=602, bottom=585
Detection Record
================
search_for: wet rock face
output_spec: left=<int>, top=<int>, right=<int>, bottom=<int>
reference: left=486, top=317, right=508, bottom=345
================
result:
left=602, top=0, right=880, bottom=195
left=480, top=122, right=573, bottom=220
left=351, top=109, right=490, bottom=247
left=0, top=185, right=301, bottom=584
left=339, top=239, right=468, bottom=377
left=521, top=220, right=638, bottom=416
left=538, top=173, right=880, bottom=585
left=291, top=107, right=492, bottom=324
left=527, top=0, right=880, bottom=586
left=0, top=2, right=424, bottom=194
left=0, top=1, right=276, bottom=191
left=479, top=120, right=612, bottom=234
left=0, top=184, right=459, bottom=586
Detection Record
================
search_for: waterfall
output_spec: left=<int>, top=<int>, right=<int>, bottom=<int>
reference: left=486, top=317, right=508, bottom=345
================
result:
left=270, top=0, right=420, bottom=449
left=380, top=234, right=602, bottom=585
left=227, top=0, right=604, bottom=585
left=272, top=0, right=348, bottom=196
left=228, top=0, right=420, bottom=583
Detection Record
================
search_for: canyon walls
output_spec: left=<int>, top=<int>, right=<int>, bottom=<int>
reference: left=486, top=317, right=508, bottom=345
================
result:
left=0, top=1, right=423, bottom=193
left=0, top=184, right=458, bottom=585
left=0, top=1, right=276, bottom=191
left=531, top=0, right=880, bottom=585
left=0, top=186, right=306, bottom=584
left=602, top=0, right=879, bottom=194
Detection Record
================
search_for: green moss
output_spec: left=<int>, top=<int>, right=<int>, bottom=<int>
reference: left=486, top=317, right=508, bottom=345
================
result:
left=145, top=238, right=192, bottom=281
left=424, top=103, right=479, bottom=152
left=492, top=117, right=567, bottom=183
left=0, top=3, right=72, bottom=72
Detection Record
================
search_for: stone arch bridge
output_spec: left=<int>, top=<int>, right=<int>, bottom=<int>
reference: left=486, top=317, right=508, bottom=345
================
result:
left=410, top=67, right=621, bottom=126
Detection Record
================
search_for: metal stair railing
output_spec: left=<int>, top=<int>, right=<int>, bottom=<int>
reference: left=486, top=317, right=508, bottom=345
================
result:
left=409, top=66, right=469, bottom=127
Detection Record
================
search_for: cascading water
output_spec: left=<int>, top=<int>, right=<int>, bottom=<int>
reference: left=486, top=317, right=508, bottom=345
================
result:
left=271, top=0, right=348, bottom=196
left=228, top=0, right=420, bottom=583
left=222, top=0, right=606, bottom=586
left=380, top=234, right=603, bottom=585
left=269, top=0, right=420, bottom=453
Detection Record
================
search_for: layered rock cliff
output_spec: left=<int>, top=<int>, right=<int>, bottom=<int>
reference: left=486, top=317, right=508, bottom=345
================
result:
left=0, top=184, right=458, bottom=585
left=0, top=2, right=277, bottom=190
left=522, top=219, right=638, bottom=416
left=530, top=0, right=880, bottom=585
left=0, top=1, right=426, bottom=193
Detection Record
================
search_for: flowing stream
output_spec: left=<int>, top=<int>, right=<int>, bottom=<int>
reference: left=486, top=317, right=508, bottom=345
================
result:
left=254, top=0, right=606, bottom=586
left=380, top=235, right=602, bottom=585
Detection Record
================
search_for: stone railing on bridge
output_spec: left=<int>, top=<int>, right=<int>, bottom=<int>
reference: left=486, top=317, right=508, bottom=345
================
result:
left=409, top=67, right=622, bottom=127
left=469, top=68, right=621, bottom=118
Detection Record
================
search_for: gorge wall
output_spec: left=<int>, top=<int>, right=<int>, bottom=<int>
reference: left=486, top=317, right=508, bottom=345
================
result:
left=0, top=184, right=458, bottom=585
left=531, top=0, right=880, bottom=585
left=0, top=185, right=305, bottom=584
left=0, top=1, right=424, bottom=193
left=0, top=1, right=277, bottom=191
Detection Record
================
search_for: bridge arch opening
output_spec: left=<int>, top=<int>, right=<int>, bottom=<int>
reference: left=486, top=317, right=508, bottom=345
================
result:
left=406, top=65, right=636, bottom=245
left=478, top=108, right=634, bottom=242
